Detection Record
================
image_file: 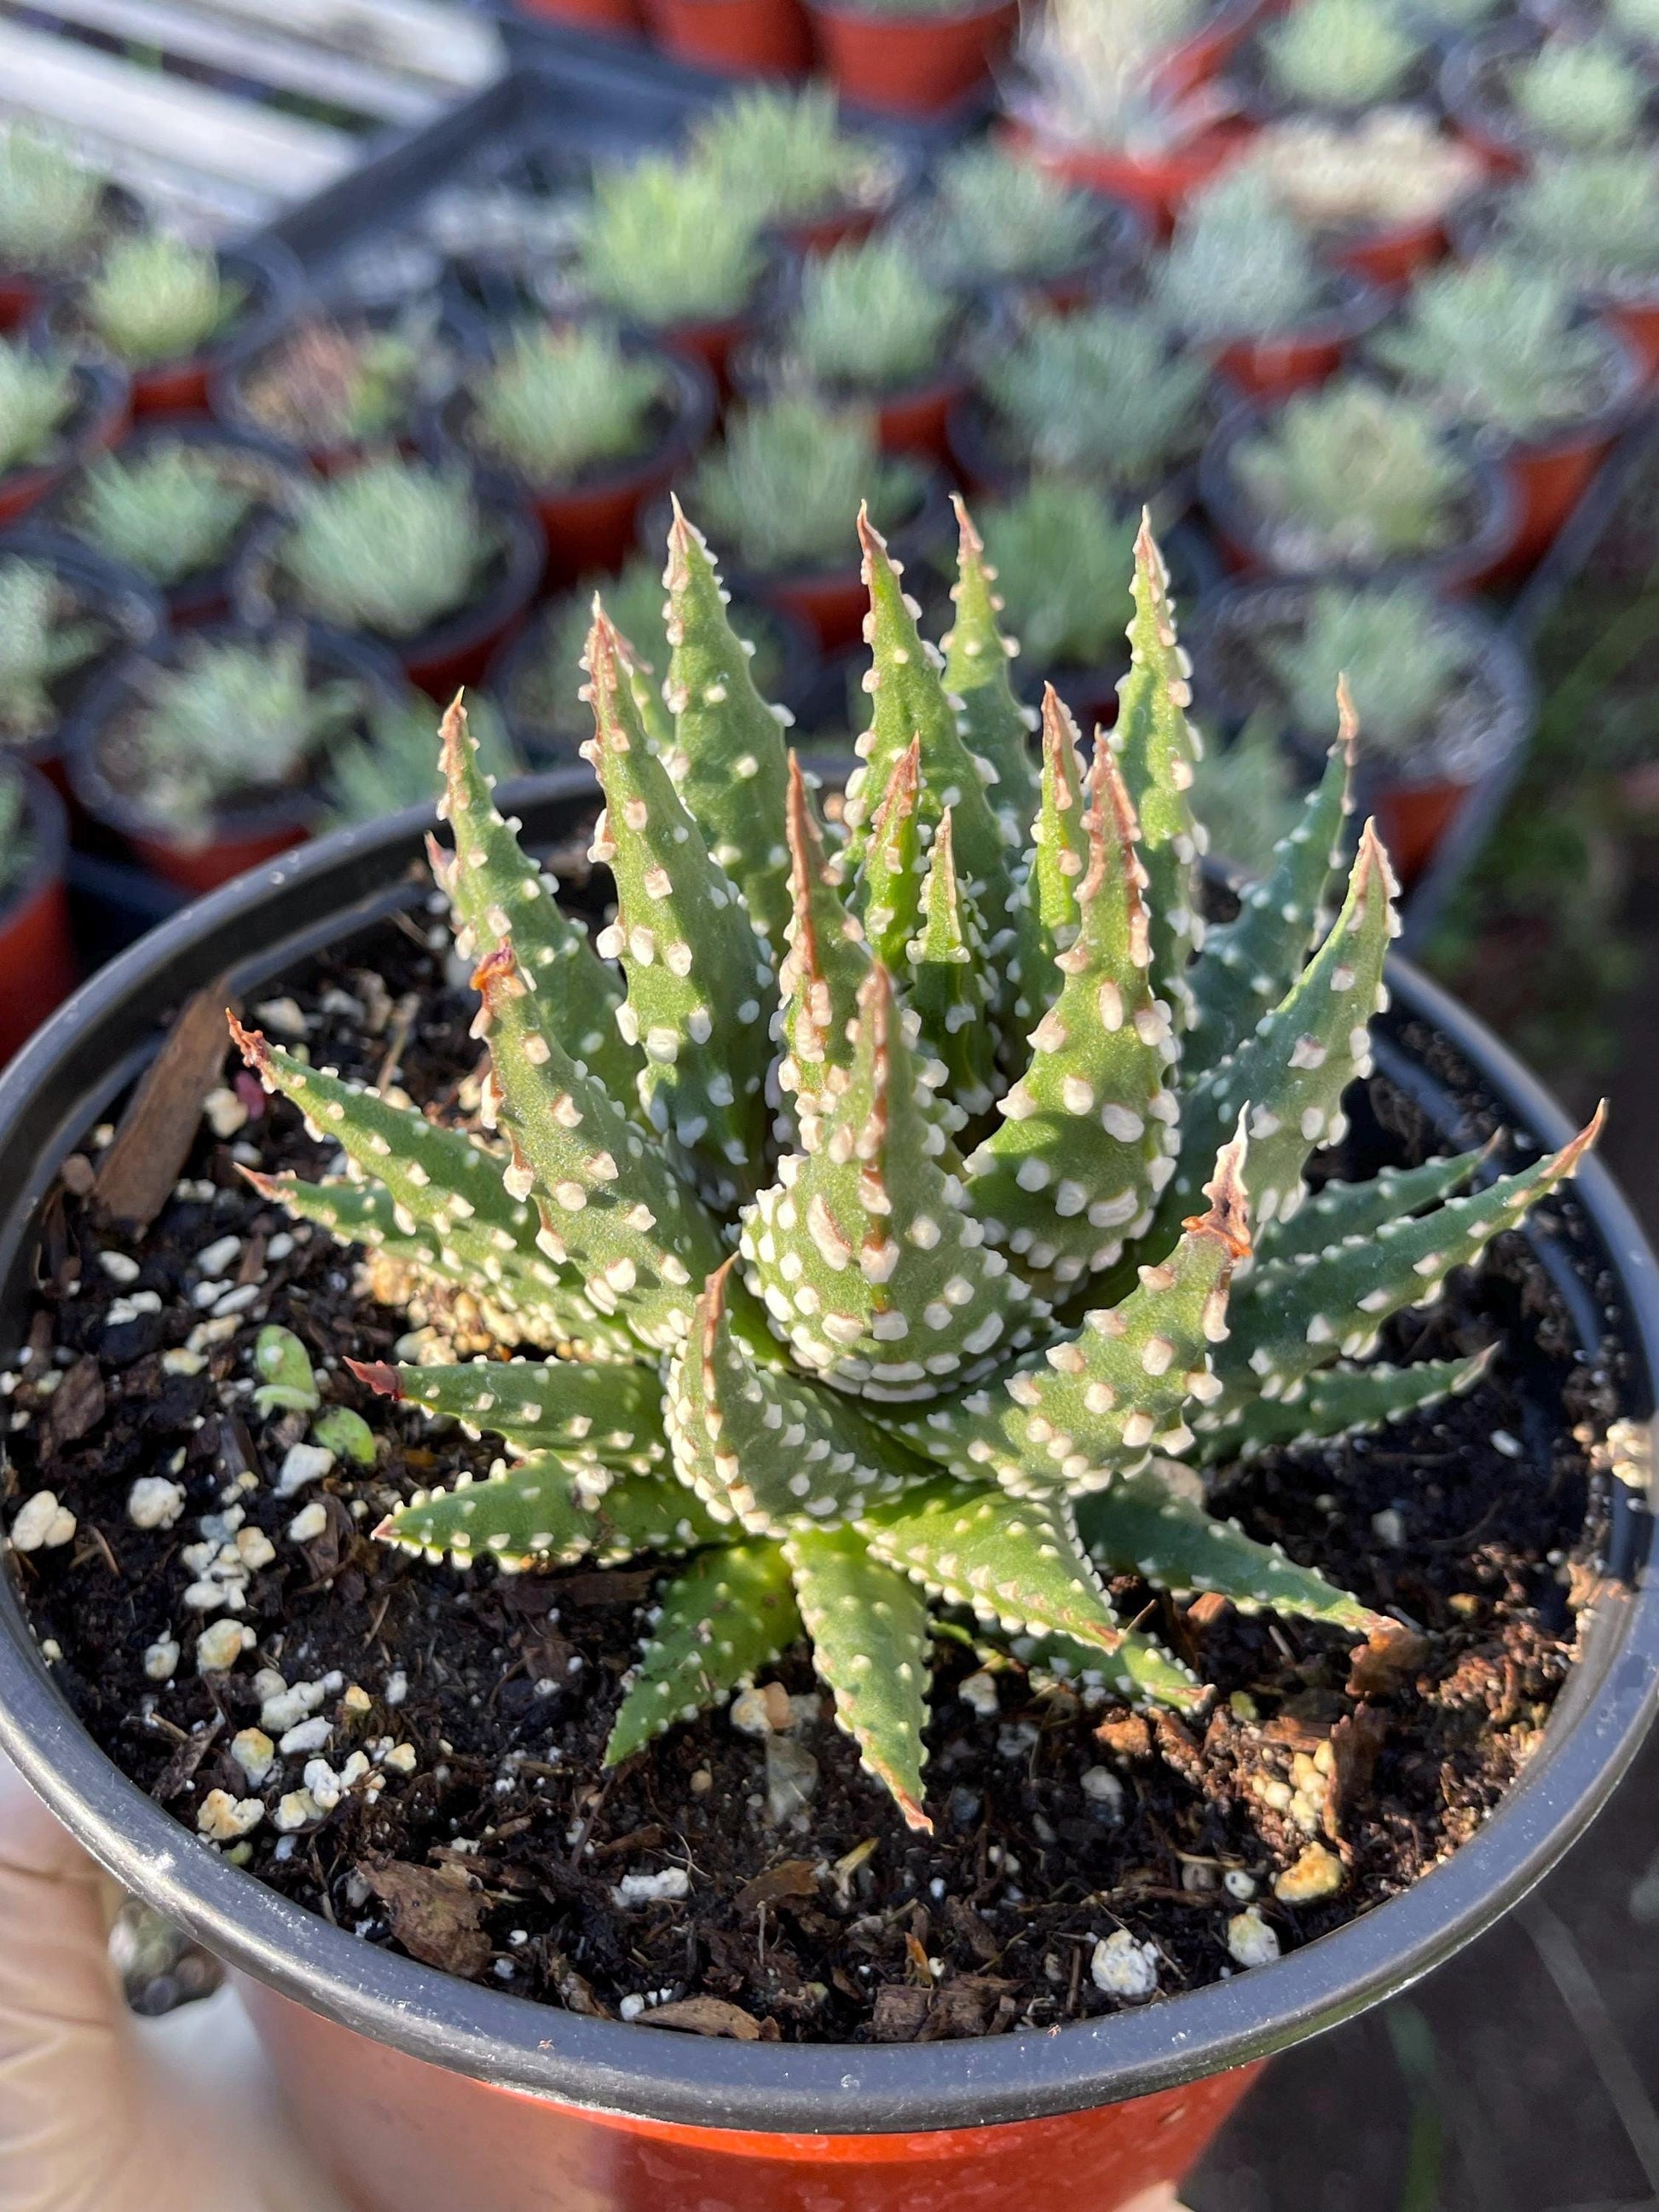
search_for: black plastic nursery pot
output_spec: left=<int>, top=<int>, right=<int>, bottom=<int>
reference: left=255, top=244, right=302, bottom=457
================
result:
left=40, top=240, right=303, bottom=419
left=0, top=523, right=165, bottom=789
left=234, top=494, right=546, bottom=701
left=0, top=776, right=1656, bottom=2212
left=60, top=620, right=405, bottom=897
left=1188, top=575, right=1538, bottom=883
left=1197, top=395, right=1523, bottom=593
left=46, top=413, right=309, bottom=629
left=0, top=357, right=130, bottom=530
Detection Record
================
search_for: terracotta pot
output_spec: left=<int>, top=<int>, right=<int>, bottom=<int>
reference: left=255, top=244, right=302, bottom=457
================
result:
left=646, top=0, right=813, bottom=71
left=1328, top=209, right=1454, bottom=288
left=234, top=496, right=546, bottom=702
left=1207, top=273, right=1389, bottom=400
left=437, top=340, right=716, bottom=586
left=660, top=309, right=755, bottom=396
left=0, top=358, right=130, bottom=529
left=517, top=0, right=644, bottom=34
left=0, top=764, right=76, bottom=1066
left=0, top=780, right=1656, bottom=2212
left=997, top=117, right=1258, bottom=238
left=61, top=620, right=406, bottom=896
left=42, top=240, right=303, bottom=419
left=805, top=0, right=1017, bottom=115
left=1197, top=394, right=1523, bottom=593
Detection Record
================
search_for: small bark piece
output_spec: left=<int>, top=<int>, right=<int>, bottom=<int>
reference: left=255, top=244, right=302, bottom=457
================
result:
left=1095, top=1712, right=1152, bottom=1759
left=639, top=1995, right=762, bottom=2041
left=734, top=1858, right=820, bottom=1916
left=95, top=982, right=238, bottom=1232
left=360, top=1860, right=492, bottom=1978
left=1346, top=1620, right=1430, bottom=1699
left=872, top=1984, right=932, bottom=2042
left=46, top=1355, right=105, bottom=1448
left=1324, top=1705, right=1389, bottom=1841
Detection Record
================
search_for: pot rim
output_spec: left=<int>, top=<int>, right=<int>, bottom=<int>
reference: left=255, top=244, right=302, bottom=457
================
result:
left=1197, top=265, right=1390, bottom=357
left=0, top=773, right=1654, bottom=2137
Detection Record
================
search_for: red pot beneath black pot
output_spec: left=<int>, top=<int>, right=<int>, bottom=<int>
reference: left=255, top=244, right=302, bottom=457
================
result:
left=0, top=762, right=77, bottom=1066
left=806, top=0, right=1018, bottom=114
left=1197, top=271, right=1389, bottom=401
left=0, top=357, right=130, bottom=530
left=0, top=181, right=144, bottom=337
left=60, top=620, right=406, bottom=897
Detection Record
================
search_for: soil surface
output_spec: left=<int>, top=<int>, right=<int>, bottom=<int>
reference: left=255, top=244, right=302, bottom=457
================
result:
left=0, top=912, right=1627, bottom=2046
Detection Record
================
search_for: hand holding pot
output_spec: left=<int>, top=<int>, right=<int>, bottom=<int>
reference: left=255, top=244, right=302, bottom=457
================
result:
left=0, top=1749, right=349, bottom=2212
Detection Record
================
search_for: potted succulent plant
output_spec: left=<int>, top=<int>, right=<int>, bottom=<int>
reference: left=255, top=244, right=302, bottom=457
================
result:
left=902, top=142, right=1146, bottom=309
left=436, top=321, right=714, bottom=585
left=1451, top=153, right=1659, bottom=376
left=1002, top=0, right=1257, bottom=231
left=1442, top=21, right=1656, bottom=170
left=53, top=421, right=303, bottom=627
left=0, top=529, right=163, bottom=784
left=211, top=297, right=477, bottom=476
left=64, top=623, right=403, bottom=894
left=574, top=157, right=767, bottom=390
left=1242, top=110, right=1487, bottom=286
left=804, top=0, right=1019, bottom=115
left=46, top=230, right=296, bottom=416
left=1240, top=0, right=1435, bottom=113
left=321, top=686, right=523, bottom=828
left=737, top=237, right=971, bottom=461
left=1153, top=168, right=1387, bottom=398
left=0, top=332, right=128, bottom=528
left=0, top=755, right=75, bottom=1063
left=1199, top=375, right=1520, bottom=588
left=1367, top=254, right=1646, bottom=563
left=952, top=301, right=1213, bottom=515
left=490, top=550, right=820, bottom=764
left=235, top=457, right=545, bottom=698
left=1191, top=575, right=1535, bottom=878
left=0, top=502, right=1653, bottom=2212
left=685, top=88, right=909, bottom=257
left=0, top=124, right=134, bottom=336
left=679, top=395, right=943, bottom=646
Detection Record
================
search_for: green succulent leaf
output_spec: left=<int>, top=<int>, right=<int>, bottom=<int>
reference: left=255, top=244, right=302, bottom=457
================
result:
left=1078, top=1470, right=1384, bottom=1631
left=1007, top=687, right=1093, bottom=1034
left=905, top=806, right=1000, bottom=1120
left=897, top=1124, right=1251, bottom=1493
left=942, top=494, right=1040, bottom=848
left=1255, top=1140, right=1493, bottom=1268
left=583, top=608, right=775, bottom=1209
left=469, top=934, right=726, bottom=1354
left=431, top=696, right=639, bottom=1101
left=377, top=1454, right=722, bottom=1568
left=1194, top=1343, right=1497, bottom=1463
left=784, top=1525, right=934, bottom=1831
left=1162, top=820, right=1399, bottom=1247
left=864, top=1478, right=1124, bottom=1651
left=1018, top=1626, right=1205, bottom=1711
left=741, top=965, right=1049, bottom=1401
left=1185, top=701, right=1356, bottom=1083
left=605, top=1541, right=801, bottom=1765
left=1216, top=1111, right=1603, bottom=1397
left=668, top=1259, right=922, bottom=1534
left=1111, top=518, right=1205, bottom=1033
left=662, top=501, right=793, bottom=953
left=966, top=742, right=1176, bottom=1296
left=352, top=1355, right=666, bottom=1469
left=851, top=736, right=927, bottom=986
left=776, top=752, right=873, bottom=1130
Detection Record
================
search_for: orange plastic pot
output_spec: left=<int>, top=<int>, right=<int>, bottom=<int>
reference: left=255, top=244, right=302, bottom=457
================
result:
left=998, top=118, right=1257, bottom=238
left=1373, top=776, right=1469, bottom=887
left=661, top=310, right=754, bottom=396
left=0, top=767, right=77, bottom=1067
left=1608, top=297, right=1659, bottom=381
left=806, top=0, right=1017, bottom=115
left=246, top=1982, right=1258, bottom=2212
left=646, top=0, right=812, bottom=71
left=876, top=370, right=967, bottom=460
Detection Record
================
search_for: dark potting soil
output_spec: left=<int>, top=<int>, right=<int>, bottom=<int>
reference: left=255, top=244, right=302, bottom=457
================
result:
left=1, top=907, right=1627, bottom=2046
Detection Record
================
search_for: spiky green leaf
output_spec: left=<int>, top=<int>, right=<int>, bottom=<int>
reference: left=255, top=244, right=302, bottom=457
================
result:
left=378, top=1454, right=722, bottom=1568
left=776, top=751, right=873, bottom=1131
left=1194, top=1344, right=1496, bottom=1463
left=1256, top=1141, right=1492, bottom=1268
left=864, top=1479, right=1123, bottom=1650
left=942, top=493, right=1039, bottom=846
left=353, top=1355, right=666, bottom=1468
left=605, top=1541, right=801, bottom=1764
left=850, top=736, right=926, bottom=984
left=905, top=807, right=999, bottom=1119
left=1019, top=1626, right=1205, bottom=1711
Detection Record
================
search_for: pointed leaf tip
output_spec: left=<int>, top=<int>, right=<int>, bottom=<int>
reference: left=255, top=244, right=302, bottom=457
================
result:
left=1336, top=673, right=1358, bottom=764
left=227, top=1012, right=269, bottom=1074
left=1190, top=1113, right=1252, bottom=1260
left=345, top=1358, right=402, bottom=1400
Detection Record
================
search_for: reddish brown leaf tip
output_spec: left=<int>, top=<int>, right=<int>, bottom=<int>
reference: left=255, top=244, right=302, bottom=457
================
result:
left=1188, top=1114, right=1252, bottom=1260
left=226, top=1013, right=270, bottom=1071
left=346, top=1358, right=402, bottom=1401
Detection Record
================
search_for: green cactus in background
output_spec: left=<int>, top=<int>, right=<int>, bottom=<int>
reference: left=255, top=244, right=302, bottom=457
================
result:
left=1498, top=153, right=1659, bottom=294
left=687, top=84, right=895, bottom=228
left=1510, top=33, right=1648, bottom=153
left=0, top=556, right=106, bottom=743
left=787, top=235, right=957, bottom=395
left=1233, top=378, right=1475, bottom=563
left=0, top=338, right=75, bottom=476
left=980, top=304, right=1211, bottom=489
left=234, top=505, right=1601, bottom=1830
left=1156, top=170, right=1327, bottom=342
left=0, top=125, right=105, bottom=273
left=577, top=155, right=763, bottom=332
left=70, top=438, right=272, bottom=590
left=469, top=323, right=668, bottom=485
left=82, top=233, right=240, bottom=368
left=1261, top=0, right=1424, bottom=108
